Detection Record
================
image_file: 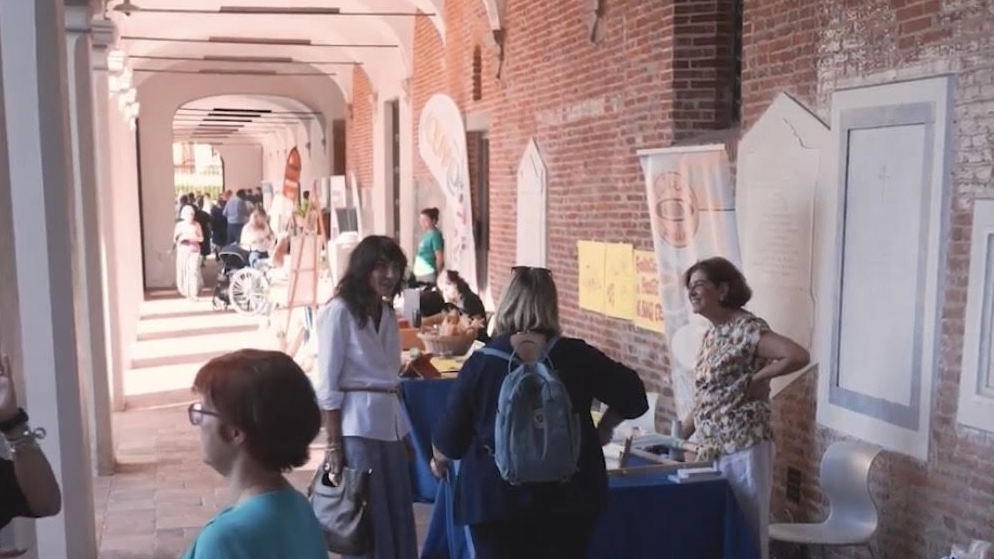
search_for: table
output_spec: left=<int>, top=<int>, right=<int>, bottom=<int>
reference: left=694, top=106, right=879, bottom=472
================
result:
left=422, top=472, right=758, bottom=559
left=400, top=378, right=457, bottom=503
left=401, top=378, right=759, bottom=559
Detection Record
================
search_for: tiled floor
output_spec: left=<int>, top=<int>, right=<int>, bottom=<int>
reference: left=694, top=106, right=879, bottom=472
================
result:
left=93, top=283, right=431, bottom=558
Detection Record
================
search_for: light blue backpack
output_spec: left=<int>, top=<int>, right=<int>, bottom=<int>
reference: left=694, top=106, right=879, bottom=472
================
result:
left=478, top=336, right=581, bottom=485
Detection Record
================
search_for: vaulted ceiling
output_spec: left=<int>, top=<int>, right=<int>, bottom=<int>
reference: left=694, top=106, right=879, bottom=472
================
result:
left=107, top=0, right=445, bottom=148
left=171, top=94, right=321, bottom=145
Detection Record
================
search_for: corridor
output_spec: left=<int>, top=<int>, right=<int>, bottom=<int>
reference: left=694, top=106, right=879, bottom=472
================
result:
left=93, top=291, right=431, bottom=558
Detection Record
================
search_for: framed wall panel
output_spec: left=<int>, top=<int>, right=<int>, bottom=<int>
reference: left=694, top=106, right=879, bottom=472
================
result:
left=813, top=75, right=953, bottom=460
left=958, top=199, right=994, bottom=432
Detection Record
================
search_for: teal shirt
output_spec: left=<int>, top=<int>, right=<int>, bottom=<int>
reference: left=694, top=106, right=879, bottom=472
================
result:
left=414, top=228, right=444, bottom=276
left=181, top=488, right=327, bottom=559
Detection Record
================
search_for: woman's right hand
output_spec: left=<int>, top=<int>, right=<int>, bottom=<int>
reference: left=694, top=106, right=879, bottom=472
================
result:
left=325, top=447, right=345, bottom=484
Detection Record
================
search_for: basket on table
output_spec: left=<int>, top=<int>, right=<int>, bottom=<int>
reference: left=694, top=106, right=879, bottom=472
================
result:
left=417, top=329, right=477, bottom=357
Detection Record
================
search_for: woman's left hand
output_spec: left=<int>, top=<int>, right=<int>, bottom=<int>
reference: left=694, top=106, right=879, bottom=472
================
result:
left=429, top=456, right=450, bottom=479
left=746, top=376, right=771, bottom=401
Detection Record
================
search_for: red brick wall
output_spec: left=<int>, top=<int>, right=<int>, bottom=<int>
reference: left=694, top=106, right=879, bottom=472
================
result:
left=412, top=1, right=725, bottom=413
left=346, top=67, right=374, bottom=191
left=743, top=2, right=994, bottom=558
left=673, top=0, right=740, bottom=136
left=398, top=1, right=994, bottom=556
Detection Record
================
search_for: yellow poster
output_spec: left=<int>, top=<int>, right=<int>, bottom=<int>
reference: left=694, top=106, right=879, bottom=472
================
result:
left=633, top=250, right=665, bottom=333
left=577, top=240, right=606, bottom=313
left=604, top=243, right=635, bottom=320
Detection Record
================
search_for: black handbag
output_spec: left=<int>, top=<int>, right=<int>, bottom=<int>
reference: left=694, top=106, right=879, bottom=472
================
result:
left=308, top=465, right=372, bottom=555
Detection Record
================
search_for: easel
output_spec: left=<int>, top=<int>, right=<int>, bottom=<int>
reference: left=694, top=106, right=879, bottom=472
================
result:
left=279, top=183, right=329, bottom=361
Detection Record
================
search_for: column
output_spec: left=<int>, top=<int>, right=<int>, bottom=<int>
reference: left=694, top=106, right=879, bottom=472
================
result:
left=89, top=19, right=127, bottom=414
left=0, top=1, right=98, bottom=558
left=65, top=5, right=115, bottom=475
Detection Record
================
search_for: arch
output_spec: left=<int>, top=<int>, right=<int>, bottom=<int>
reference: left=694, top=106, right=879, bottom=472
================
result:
left=481, top=0, right=504, bottom=30
left=110, top=0, right=436, bottom=83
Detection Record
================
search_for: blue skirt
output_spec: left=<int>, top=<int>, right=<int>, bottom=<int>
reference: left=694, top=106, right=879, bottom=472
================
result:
left=342, top=437, right=418, bottom=559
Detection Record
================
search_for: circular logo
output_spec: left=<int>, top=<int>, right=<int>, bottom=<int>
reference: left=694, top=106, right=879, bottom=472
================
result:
left=653, top=172, right=699, bottom=248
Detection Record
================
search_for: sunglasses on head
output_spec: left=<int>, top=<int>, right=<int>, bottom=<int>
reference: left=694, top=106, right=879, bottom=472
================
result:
left=511, top=266, right=552, bottom=276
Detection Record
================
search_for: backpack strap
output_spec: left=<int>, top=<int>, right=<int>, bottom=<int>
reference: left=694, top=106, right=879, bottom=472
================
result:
left=541, top=335, right=561, bottom=369
left=477, top=347, right=518, bottom=376
left=477, top=347, right=515, bottom=362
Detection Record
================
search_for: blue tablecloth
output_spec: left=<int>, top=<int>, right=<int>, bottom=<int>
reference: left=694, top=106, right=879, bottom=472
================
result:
left=403, top=378, right=759, bottom=559
left=423, top=472, right=758, bottom=559
left=400, top=378, right=457, bottom=503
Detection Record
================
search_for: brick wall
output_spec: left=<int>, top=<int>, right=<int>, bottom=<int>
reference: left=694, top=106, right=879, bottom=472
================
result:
left=743, top=2, right=994, bottom=558
left=673, top=0, right=740, bottom=136
left=346, top=66, right=374, bottom=192
left=393, top=1, right=994, bottom=557
left=411, top=0, right=731, bottom=412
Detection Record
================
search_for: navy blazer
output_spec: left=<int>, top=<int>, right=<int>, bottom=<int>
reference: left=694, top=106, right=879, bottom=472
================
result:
left=432, top=335, right=649, bottom=526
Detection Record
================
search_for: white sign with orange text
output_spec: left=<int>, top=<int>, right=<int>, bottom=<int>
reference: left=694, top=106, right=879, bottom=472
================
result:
left=418, top=94, right=478, bottom=290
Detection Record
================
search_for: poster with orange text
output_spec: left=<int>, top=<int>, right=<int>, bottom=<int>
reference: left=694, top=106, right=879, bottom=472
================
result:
left=633, top=250, right=665, bottom=333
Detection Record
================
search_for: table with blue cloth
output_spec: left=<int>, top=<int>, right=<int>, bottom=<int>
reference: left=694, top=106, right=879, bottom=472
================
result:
left=400, top=378, right=760, bottom=559
left=400, top=378, right=456, bottom=503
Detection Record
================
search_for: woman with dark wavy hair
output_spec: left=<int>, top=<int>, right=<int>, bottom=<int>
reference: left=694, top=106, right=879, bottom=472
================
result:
left=316, top=235, right=417, bottom=559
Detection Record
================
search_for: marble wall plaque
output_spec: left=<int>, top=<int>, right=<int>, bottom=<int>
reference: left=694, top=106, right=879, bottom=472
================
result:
left=736, top=93, right=828, bottom=397
left=516, top=138, right=547, bottom=267
left=957, top=199, right=994, bottom=433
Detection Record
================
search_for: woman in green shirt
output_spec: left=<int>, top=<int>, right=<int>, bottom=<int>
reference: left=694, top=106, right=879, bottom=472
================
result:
left=413, top=207, right=444, bottom=283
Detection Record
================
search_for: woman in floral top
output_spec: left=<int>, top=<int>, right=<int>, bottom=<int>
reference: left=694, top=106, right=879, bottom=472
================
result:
left=680, top=257, right=809, bottom=559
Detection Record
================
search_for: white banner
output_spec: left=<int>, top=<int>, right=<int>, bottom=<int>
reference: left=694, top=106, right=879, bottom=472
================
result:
left=418, top=94, right=478, bottom=290
left=638, top=145, right=741, bottom=419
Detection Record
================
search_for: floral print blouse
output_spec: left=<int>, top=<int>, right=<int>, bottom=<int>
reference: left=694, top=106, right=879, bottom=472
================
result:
left=692, top=312, right=773, bottom=462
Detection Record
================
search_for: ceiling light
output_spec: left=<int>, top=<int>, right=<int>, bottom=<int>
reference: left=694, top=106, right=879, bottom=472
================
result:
left=113, top=0, right=141, bottom=16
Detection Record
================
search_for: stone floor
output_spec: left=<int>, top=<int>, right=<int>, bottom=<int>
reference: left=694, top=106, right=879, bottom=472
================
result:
left=93, top=281, right=431, bottom=558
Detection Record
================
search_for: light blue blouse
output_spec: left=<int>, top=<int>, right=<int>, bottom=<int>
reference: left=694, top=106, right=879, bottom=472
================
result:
left=181, top=488, right=327, bottom=559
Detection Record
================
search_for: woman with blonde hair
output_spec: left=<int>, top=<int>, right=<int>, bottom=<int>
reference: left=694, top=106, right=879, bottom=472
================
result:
left=430, top=267, right=648, bottom=559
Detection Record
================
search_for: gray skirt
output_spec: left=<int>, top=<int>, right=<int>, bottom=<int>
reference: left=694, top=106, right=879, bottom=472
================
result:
left=342, top=437, right=418, bottom=559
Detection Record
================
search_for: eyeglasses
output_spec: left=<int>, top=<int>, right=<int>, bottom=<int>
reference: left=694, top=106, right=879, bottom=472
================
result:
left=188, top=402, right=221, bottom=426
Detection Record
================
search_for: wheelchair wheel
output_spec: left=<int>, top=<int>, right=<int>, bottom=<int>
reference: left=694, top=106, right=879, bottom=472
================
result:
left=228, top=268, right=271, bottom=316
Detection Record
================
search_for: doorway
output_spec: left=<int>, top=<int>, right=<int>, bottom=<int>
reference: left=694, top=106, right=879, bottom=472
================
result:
left=467, top=131, right=489, bottom=297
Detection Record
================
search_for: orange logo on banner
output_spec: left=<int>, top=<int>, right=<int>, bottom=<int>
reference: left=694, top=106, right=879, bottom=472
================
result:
left=283, top=147, right=302, bottom=200
left=653, top=172, right=699, bottom=248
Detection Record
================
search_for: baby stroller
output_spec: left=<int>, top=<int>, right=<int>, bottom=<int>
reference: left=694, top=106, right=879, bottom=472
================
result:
left=213, top=244, right=271, bottom=315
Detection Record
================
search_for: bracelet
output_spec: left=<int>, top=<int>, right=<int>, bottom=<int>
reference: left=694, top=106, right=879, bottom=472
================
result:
left=0, top=408, right=28, bottom=434
left=5, top=425, right=45, bottom=457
